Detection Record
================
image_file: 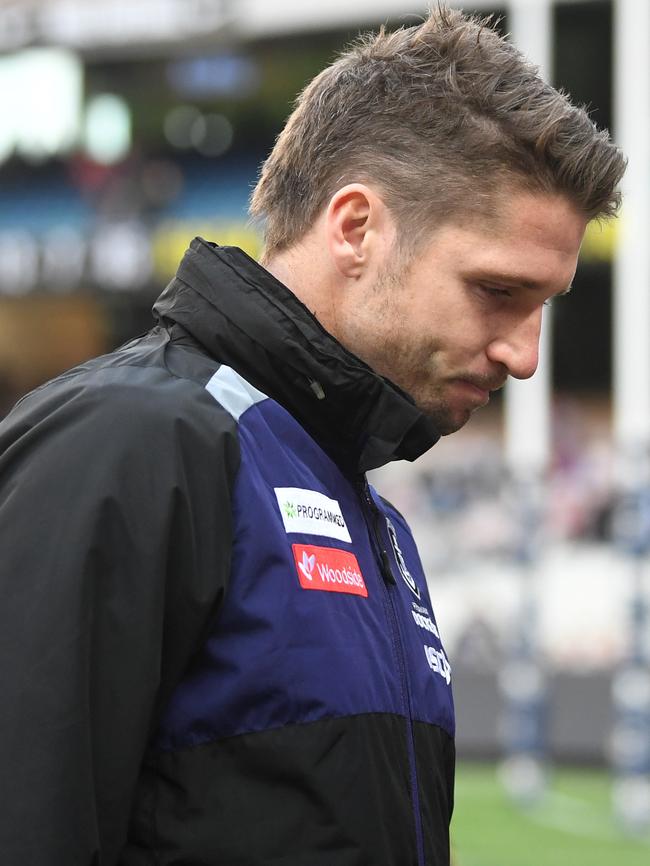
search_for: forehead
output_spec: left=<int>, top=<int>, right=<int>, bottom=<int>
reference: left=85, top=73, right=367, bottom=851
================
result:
left=499, top=190, right=585, bottom=247
left=419, top=191, right=587, bottom=292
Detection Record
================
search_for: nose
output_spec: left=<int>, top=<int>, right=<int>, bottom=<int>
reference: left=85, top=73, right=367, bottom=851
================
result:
left=485, top=307, right=542, bottom=380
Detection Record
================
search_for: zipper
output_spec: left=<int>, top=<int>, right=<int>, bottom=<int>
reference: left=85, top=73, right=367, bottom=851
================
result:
left=355, top=478, right=426, bottom=866
left=356, top=478, right=396, bottom=585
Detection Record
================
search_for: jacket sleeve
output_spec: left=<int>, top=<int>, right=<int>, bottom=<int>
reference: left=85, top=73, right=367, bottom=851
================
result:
left=0, top=371, right=239, bottom=865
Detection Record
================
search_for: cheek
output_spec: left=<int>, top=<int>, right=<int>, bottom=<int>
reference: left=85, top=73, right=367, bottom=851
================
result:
left=445, top=309, right=494, bottom=351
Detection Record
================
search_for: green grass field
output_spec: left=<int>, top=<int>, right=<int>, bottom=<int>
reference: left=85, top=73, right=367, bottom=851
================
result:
left=452, top=762, right=650, bottom=866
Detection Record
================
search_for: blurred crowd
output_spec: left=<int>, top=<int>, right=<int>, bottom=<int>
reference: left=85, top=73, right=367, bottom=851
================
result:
left=374, top=397, right=616, bottom=572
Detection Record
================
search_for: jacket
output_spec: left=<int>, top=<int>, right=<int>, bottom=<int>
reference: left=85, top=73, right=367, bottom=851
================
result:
left=0, top=238, right=455, bottom=865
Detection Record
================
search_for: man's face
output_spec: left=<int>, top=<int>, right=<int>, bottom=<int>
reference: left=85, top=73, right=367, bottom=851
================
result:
left=333, top=190, right=587, bottom=435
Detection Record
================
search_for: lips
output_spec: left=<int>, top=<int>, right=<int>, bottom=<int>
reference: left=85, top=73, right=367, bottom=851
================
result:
left=456, top=380, right=490, bottom=403
left=458, top=372, right=507, bottom=394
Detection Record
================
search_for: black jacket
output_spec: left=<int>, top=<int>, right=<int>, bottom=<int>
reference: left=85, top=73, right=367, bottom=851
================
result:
left=0, top=239, right=454, bottom=865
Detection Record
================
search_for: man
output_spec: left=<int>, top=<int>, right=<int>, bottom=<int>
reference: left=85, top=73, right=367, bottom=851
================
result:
left=0, top=7, right=624, bottom=866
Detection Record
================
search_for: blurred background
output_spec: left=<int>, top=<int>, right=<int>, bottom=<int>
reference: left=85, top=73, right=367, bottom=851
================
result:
left=1, top=0, right=649, bottom=862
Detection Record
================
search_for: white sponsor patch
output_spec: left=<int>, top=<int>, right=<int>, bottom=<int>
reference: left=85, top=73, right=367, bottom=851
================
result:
left=274, top=487, right=352, bottom=543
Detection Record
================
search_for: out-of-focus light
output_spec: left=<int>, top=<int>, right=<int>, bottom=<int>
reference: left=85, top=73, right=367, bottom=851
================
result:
left=191, top=113, right=233, bottom=157
left=84, top=94, right=131, bottom=165
left=41, top=227, right=86, bottom=291
left=613, top=776, right=650, bottom=831
left=498, top=754, right=546, bottom=806
left=610, top=723, right=650, bottom=768
left=0, top=62, right=16, bottom=162
left=90, top=222, right=152, bottom=290
left=498, top=661, right=545, bottom=703
left=0, top=231, right=39, bottom=295
left=165, top=107, right=233, bottom=157
left=164, top=105, right=201, bottom=149
left=167, top=55, right=260, bottom=99
left=0, top=48, right=82, bottom=164
left=612, top=667, right=650, bottom=712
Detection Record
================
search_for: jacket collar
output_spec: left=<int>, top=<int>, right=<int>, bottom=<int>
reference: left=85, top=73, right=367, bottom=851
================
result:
left=153, top=238, right=440, bottom=474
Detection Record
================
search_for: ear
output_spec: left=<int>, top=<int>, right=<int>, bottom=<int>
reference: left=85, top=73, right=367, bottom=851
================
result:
left=325, top=184, right=393, bottom=279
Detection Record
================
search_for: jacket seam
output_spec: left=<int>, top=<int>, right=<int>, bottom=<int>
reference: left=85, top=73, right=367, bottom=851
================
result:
left=152, top=710, right=417, bottom=756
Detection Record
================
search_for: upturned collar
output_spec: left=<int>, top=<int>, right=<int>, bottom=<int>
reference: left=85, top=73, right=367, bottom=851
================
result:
left=153, top=238, right=440, bottom=474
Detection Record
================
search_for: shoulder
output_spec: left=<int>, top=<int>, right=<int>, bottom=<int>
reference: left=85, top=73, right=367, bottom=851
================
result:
left=2, top=357, right=242, bottom=480
left=12, top=355, right=234, bottom=431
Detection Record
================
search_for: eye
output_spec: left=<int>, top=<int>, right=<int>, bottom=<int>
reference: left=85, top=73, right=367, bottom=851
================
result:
left=478, top=284, right=512, bottom=300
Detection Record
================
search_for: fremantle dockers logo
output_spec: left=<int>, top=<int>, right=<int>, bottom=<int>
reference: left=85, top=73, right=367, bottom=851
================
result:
left=386, top=518, right=420, bottom=600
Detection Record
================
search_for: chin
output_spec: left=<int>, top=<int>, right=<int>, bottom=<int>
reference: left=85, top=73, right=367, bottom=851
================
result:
left=410, top=385, right=475, bottom=435
left=420, top=406, right=471, bottom=436
left=417, top=401, right=472, bottom=436
left=438, top=418, right=469, bottom=436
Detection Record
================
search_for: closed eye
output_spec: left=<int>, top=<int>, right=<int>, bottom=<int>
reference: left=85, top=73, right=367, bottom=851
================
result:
left=478, top=284, right=512, bottom=300
left=479, top=284, right=562, bottom=308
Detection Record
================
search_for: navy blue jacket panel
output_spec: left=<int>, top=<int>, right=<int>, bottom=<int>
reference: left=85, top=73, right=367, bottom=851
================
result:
left=153, top=389, right=454, bottom=753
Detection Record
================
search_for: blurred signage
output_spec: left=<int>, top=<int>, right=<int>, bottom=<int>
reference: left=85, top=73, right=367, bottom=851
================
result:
left=150, top=221, right=261, bottom=281
left=0, top=0, right=232, bottom=51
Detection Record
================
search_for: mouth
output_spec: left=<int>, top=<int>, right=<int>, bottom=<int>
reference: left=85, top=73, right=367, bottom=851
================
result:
left=453, top=379, right=493, bottom=406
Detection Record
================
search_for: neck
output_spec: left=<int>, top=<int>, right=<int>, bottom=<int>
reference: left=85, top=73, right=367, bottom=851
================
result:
left=263, top=240, right=339, bottom=336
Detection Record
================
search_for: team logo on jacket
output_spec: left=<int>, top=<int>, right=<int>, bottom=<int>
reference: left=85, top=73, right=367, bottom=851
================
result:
left=386, top=518, right=420, bottom=600
left=275, top=487, right=351, bottom=542
left=292, top=544, right=368, bottom=597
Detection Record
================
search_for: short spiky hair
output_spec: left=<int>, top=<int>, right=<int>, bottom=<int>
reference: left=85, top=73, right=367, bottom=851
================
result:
left=250, top=5, right=625, bottom=258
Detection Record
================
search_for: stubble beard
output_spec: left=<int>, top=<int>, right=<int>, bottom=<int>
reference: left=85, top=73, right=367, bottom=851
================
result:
left=361, top=319, right=472, bottom=437
left=347, top=262, right=473, bottom=436
left=405, top=376, right=473, bottom=435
